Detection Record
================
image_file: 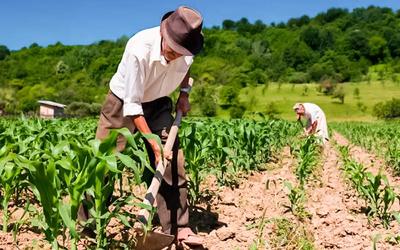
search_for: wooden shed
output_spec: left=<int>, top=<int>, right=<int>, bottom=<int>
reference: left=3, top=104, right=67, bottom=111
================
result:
left=38, top=100, right=66, bottom=119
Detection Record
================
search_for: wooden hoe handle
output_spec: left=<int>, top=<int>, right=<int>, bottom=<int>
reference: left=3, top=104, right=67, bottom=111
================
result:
left=137, top=110, right=183, bottom=225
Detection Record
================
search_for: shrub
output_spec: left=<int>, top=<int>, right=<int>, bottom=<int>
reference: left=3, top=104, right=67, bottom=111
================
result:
left=200, top=96, right=217, bottom=117
left=287, top=72, right=310, bottom=83
left=373, top=98, right=400, bottom=119
left=219, top=85, right=238, bottom=106
left=332, top=86, right=345, bottom=104
left=192, top=84, right=217, bottom=117
left=302, top=85, right=309, bottom=96
left=89, top=103, right=102, bottom=115
left=353, top=87, right=360, bottom=99
left=230, top=104, right=246, bottom=118
left=317, top=79, right=337, bottom=95
left=357, top=102, right=367, bottom=113
left=65, top=102, right=101, bottom=117
left=265, top=102, right=281, bottom=119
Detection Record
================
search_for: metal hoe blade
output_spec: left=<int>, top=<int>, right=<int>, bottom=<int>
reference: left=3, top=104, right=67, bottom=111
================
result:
left=135, top=229, right=175, bottom=250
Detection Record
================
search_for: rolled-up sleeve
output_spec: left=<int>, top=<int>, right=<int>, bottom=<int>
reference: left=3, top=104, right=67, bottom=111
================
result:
left=123, top=54, right=145, bottom=117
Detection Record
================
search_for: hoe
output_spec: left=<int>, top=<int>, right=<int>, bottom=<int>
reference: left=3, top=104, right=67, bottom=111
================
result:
left=134, top=110, right=183, bottom=250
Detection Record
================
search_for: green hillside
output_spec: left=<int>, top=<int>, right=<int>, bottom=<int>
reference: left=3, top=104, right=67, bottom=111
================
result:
left=232, top=80, right=400, bottom=121
left=0, top=6, right=400, bottom=120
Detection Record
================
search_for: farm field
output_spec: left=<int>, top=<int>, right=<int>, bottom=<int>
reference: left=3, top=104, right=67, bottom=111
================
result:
left=0, top=117, right=400, bottom=249
left=225, top=81, right=400, bottom=122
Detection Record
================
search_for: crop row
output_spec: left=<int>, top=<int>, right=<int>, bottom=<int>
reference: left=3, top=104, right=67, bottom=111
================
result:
left=332, top=121, right=400, bottom=174
left=338, top=145, right=396, bottom=228
left=0, top=117, right=299, bottom=248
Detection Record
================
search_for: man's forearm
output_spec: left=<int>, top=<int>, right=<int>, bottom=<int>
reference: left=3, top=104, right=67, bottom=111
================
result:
left=132, top=115, right=152, bottom=134
left=179, top=72, right=190, bottom=88
left=132, top=115, right=163, bottom=162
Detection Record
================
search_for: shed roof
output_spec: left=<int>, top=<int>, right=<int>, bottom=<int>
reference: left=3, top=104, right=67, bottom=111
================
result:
left=38, top=100, right=66, bottom=108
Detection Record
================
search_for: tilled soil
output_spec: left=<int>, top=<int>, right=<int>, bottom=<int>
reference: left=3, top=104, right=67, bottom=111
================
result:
left=304, top=138, right=399, bottom=250
left=195, top=146, right=299, bottom=250
left=1, top=133, right=400, bottom=249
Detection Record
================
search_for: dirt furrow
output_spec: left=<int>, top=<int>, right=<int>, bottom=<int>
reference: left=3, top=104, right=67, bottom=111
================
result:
left=197, top=146, right=299, bottom=249
left=333, top=131, right=400, bottom=186
left=304, top=135, right=399, bottom=250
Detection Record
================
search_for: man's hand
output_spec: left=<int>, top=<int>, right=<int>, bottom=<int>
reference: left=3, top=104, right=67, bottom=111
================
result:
left=148, top=138, right=162, bottom=164
left=176, top=92, right=190, bottom=116
left=133, top=115, right=173, bottom=164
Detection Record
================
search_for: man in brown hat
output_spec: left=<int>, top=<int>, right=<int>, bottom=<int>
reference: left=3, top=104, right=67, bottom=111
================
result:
left=94, top=5, right=203, bottom=246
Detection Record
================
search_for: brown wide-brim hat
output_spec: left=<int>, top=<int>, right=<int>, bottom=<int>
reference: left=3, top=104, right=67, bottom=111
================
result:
left=160, top=6, right=204, bottom=56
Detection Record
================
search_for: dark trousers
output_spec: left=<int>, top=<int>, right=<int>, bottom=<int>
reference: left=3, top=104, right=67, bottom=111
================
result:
left=94, top=91, right=189, bottom=235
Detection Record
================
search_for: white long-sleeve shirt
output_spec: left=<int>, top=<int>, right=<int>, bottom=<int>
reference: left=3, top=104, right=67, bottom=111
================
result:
left=109, top=26, right=193, bottom=117
left=302, top=103, right=329, bottom=143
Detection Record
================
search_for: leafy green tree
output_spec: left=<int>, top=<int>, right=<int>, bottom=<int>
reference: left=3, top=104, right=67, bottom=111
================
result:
left=56, top=60, right=69, bottom=75
left=325, top=8, right=349, bottom=22
left=300, top=26, right=321, bottom=50
left=0, top=45, right=10, bottom=60
left=282, top=40, right=314, bottom=71
left=315, top=7, right=348, bottom=24
left=368, top=36, right=389, bottom=63
left=65, top=102, right=101, bottom=117
left=89, top=57, right=109, bottom=82
left=344, top=30, right=369, bottom=60
left=236, top=18, right=252, bottom=34
left=222, top=19, right=236, bottom=30
left=287, top=15, right=310, bottom=28
left=191, top=84, right=217, bottom=117
left=288, top=72, right=309, bottom=83
left=308, top=63, right=330, bottom=82
left=388, top=34, right=400, bottom=58
left=301, top=26, right=334, bottom=51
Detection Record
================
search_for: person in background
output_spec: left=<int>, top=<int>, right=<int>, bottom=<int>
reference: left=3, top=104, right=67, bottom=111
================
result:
left=293, top=102, right=329, bottom=143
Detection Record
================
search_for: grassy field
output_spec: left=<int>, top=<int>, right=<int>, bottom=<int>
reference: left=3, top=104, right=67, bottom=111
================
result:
left=231, top=81, right=400, bottom=122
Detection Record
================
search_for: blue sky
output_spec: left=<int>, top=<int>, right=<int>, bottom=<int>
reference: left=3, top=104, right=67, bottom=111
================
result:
left=2, top=0, right=400, bottom=50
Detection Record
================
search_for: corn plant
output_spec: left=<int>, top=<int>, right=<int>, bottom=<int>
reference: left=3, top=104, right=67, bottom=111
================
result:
left=18, top=155, right=64, bottom=249
left=338, top=145, right=396, bottom=228
left=0, top=116, right=301, bottom=248
left=332, top=121, right=400, bottom=175
left=180, top=121, right=210, bottom=205
left=179, top=118, right=300, bottom=204
left=284, top=181, right=308, bottom=219
left=359, top=173, right=396, bottom=228
left=0, top=118, right=154, bottom=249
left=0, top=151, right=26, bottom=232
left=292, top=135, right=320, bottom=186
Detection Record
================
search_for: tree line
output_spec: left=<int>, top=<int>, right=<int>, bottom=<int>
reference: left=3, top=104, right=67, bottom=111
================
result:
left=0, top=6, right=400, bottom=116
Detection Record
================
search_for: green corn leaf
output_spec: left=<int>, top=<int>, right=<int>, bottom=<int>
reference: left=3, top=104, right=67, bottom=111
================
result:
left=103, top=155, right=120, bottom=173
left=134, top=202, right=153, bottom=211
left=117, top=214, right=132, bottom=228
left=59, top=202, right=78, bottom=238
